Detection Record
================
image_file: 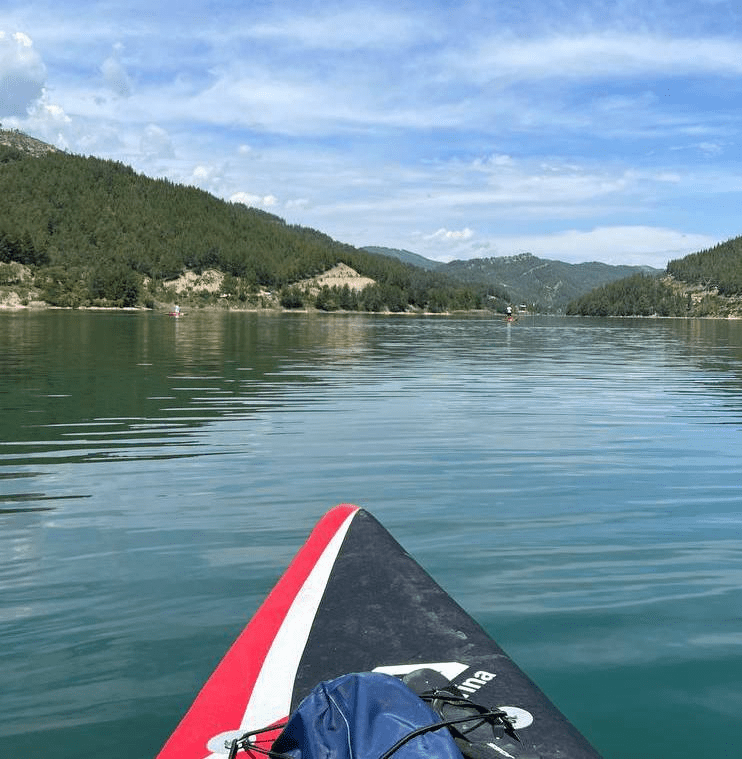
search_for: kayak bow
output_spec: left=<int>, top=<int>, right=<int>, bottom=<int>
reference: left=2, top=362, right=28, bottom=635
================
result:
left=157, top=505, right=603, bottom=759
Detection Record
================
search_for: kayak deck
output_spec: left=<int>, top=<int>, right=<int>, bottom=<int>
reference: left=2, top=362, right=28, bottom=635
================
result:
left=157, top=505, right=603, bottom=759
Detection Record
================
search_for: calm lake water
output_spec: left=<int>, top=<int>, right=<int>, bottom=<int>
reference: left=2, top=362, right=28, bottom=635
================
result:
left=1, top=311, right=741, bottom=758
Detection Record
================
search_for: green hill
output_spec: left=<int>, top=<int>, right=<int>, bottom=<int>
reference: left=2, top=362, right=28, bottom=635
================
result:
left=666, top=238, right=742, bottom=296
left=362, top=247, right=660, bottom=311
left=0, top=131, right=504, bottom=313
left=567, top=237, right=742, bottom=317
left=441, top=253, right=660, bottom=313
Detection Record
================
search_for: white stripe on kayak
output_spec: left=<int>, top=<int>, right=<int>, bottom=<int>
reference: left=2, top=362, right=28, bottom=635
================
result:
left=240, top=509, right=358, bottom=730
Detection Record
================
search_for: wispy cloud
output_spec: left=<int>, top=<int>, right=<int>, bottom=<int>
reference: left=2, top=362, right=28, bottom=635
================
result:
left=100, top=44, right=132, bottom=97
left=230, top=191, right=279, bottom=208
left=426, top=227, right=475, bottom=241
left=243, top=7, right=430, bottom=50
left=451, top=33, right=742, bottom=83
left=449, top=227, right=718, bottom=268
left=0, top=30, right=46, bottom=117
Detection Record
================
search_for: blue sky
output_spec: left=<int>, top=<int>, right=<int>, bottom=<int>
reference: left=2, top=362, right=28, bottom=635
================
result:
left=3, top=0, right=742, bottom=268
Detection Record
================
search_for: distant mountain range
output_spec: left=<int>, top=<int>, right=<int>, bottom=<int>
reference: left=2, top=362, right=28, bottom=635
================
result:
left=362, top=246, right=443, bottom=271
left=364, top=247, right=660, bottom=312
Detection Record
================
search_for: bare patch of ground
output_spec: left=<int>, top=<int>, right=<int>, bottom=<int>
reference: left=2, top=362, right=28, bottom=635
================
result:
left=0, top=263, right=46, bottom=308
left=0, top=290, right=25, bottom=308
left=0, top=290, right=47, bottom=309
left=0, top=129, right=58, bottom=157
left=662, top=275, right=742, bottom=318
left=163, top=269, right=225, bottom=294
left=298, top=263, right=375, bottom=293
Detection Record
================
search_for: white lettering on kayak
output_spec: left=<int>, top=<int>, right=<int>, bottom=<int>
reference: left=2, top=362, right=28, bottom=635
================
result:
left=456, top=669, right=496, bottom=694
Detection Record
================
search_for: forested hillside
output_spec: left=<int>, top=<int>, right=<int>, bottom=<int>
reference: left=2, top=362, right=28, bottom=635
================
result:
left=567, top=236, right=742, bottom=317
left=666, top=238, right=742, bottom=296
left=363, top=247, right=659, bottom=311
left=565, top=273, right=689, bottom=316
left=0, top=134, right=503, bottom=312
left=442, top=253, right=659, bottom=312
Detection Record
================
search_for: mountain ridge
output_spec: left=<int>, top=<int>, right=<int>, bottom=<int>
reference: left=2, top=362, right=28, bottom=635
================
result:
left=365, top=247, right=661, bottom=312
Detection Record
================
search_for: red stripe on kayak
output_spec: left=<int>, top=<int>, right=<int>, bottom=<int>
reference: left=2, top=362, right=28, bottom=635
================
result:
left=156, top=504, right=360, bottom=759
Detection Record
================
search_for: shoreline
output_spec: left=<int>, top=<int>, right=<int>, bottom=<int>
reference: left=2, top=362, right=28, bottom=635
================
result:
left=2, top=299, right=741, bottom=319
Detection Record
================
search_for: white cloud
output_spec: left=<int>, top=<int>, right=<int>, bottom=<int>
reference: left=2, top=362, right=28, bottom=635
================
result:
left=230, top=192, right=278, bottom=208
left=473, top=154, right=514, bottom=169
left=189, top=63, right=443, bottom=137
left=0, top=30, right=46, bottom=117
left=101, top=44, right=132, bottom=97
left=319, top=156, right=681, bottom=226
left=417, top=226, right=717, bottom=269
left=426, top=227, right=474, bottom=241
left=285, top=198, right=310, bottom=210
left=455, top=33, right=742, bottom=83
left=415, top=156, right=688, bottom=220
left=185, top=163, right=229, bottom=194
left=140, top=124, right=174, bottom=159
left=245, top=7, right=427, bottom=51
left=698, top=141, right=723, bottom=155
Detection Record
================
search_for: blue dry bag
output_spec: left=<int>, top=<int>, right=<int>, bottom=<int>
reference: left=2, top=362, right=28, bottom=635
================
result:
left=271, top=672, right=465, bottom=759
